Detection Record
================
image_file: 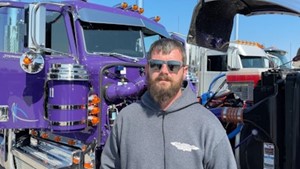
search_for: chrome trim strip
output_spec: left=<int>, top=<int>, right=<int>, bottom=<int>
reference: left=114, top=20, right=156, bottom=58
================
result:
left=0, top=2, right=11, bottom=7
left=50, top=64, right=85, bottom=69
left=48, top=74, right=89, bottom=81
left=49, top=69, right=88, bottom=74
left=50, top=120, right=86, bottom=126
left=47, top=64, right=89, bottom=81
left=47, top=104, right=87, bottom=110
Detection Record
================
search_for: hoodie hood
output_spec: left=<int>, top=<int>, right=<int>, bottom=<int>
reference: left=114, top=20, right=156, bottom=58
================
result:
left=141, top=81, right=198, bottom=115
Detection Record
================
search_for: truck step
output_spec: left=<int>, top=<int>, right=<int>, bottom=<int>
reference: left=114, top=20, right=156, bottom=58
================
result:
left=11, top=138, right=82, bottom=169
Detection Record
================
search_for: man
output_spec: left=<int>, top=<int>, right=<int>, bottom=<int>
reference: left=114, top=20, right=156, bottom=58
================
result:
left=100, top=38, right=237, bottom=169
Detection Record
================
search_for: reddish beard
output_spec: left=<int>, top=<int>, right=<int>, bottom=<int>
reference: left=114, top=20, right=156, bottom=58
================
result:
left=147, top=73, right=182, bottom=104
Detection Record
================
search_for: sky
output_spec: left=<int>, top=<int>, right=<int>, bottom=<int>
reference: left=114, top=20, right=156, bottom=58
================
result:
left=90, top=0, right=197, bottom=36
left=90, top=0, right=300, bottom=59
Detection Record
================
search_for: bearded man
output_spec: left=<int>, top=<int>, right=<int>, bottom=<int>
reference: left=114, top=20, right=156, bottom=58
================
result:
left=100, top=38, right=237, bottom=169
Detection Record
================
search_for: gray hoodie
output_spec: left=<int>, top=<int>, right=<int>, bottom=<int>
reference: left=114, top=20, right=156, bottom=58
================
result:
left=100, top=82, right=237, bottom=169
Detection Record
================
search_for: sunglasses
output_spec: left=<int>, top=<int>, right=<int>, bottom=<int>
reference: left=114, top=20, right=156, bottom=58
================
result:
left=148, top=59, right=183, bottom=73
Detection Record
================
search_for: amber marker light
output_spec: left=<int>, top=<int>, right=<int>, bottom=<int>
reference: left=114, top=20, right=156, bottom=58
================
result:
left=30, top=130, right=37, bottom=136
left=121, top=2, right=128, bottom=9
left=73, top=156, right=80, bottom=165
left=114, top=2, right=128, bottom=9
left=256, top=42, right=264, bottom=49
left=89, top=94, right=100, bottom=104
left=54, top=136, right=61, bottom=142
left=41, top=132, right=49, bottom=139
left=88, top=116, right=100, bottom=125
left=89, top=106, right=100, bottom=115
left=235, top=40, right=264, bottom=48
left=131, top=4, right=138, bottom=11
left=84, top=162, right=94, bottom=169
left=68, top=139, right=76, bottom=146
left=138, top=7, right=144, bottom=14
left=151, top=16, right=161, bottom=22
left=23, top=56, right=32, bottom=65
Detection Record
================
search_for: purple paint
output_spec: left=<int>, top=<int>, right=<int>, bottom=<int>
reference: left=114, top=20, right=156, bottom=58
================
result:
left=47, top=80, right=89, bottom=132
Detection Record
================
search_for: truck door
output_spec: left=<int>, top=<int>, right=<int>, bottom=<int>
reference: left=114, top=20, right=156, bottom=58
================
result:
left=196, top=48, right=227, bottom=96
left=0, top=5, right=41, bottom=128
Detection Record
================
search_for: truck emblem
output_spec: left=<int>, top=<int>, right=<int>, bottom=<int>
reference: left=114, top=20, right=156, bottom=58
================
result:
left=12, top=103, right=38, bottom=122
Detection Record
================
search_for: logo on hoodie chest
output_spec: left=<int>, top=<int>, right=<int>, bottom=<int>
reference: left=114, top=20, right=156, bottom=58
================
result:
left=171, top=142, right=199, bottom=152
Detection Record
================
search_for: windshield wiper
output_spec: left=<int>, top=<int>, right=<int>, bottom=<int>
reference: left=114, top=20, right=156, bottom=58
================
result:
left=40, top=47, right=79, bottom=63
left=93, top=52, right=139, bottom=62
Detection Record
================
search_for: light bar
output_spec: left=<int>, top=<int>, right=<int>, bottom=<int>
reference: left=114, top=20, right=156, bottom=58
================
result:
left=235, top=40, right=264, bottom=49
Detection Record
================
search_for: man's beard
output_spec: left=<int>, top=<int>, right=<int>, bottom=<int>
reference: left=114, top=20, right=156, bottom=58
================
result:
left=147, top=74, right=183, bottom=105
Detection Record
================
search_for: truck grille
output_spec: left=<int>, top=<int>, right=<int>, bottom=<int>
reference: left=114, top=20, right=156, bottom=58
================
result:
left=228, top=82, right=254, bottom=101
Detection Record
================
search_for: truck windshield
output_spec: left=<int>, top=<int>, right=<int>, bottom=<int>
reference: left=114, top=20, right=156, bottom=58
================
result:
left=240, top=56, right=269, bottom=68
left=266, top=50, right=290, bottom=68
left=82, top=22, right=158, bottom=58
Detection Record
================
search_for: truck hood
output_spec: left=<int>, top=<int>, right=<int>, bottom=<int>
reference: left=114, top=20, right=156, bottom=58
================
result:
left=187, top=0, right=300, bottom=52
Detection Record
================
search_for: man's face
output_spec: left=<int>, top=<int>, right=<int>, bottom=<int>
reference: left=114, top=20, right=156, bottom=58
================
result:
left=146, top=49, right=188, bottom=104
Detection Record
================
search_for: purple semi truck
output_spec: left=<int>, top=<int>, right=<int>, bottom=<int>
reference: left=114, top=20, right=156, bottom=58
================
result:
left=0, top=0, right=170, bottom=168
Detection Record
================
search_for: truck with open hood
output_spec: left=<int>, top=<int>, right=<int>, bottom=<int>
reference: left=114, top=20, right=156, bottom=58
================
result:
left=187, top=0, right=300, bottom=168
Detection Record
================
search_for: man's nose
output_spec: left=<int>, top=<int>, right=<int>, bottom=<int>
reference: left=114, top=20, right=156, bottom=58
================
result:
left=160, top=64, right=169, bottom=73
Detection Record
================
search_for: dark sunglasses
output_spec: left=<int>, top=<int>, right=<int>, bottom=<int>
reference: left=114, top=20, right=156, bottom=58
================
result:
left=148, top=59, right=183, bottom=73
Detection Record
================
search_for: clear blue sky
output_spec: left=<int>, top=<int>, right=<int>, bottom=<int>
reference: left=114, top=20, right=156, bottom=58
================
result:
left=236, top=14, right=300, bottom=59
left=91, top=0, right=197, bottom=35
left=91, top=0, right=300, bottom=59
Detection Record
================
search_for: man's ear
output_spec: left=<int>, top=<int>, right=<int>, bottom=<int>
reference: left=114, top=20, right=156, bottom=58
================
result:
left=183, top=65, right=188, bottom=78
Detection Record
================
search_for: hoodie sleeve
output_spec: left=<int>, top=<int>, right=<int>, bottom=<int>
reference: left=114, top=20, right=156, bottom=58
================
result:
left=100, top=121, right=121, bottom=169
left=206, top=135, right=238, bottom=169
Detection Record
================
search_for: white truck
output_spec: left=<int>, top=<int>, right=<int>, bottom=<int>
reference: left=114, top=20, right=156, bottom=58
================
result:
left=187, top=40, right=272, bottom=100
left=187, top=1, right=300, bottom=168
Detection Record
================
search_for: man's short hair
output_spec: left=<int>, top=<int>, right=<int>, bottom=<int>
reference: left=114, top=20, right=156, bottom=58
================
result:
left=147, top=38, right=186, bottom=65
